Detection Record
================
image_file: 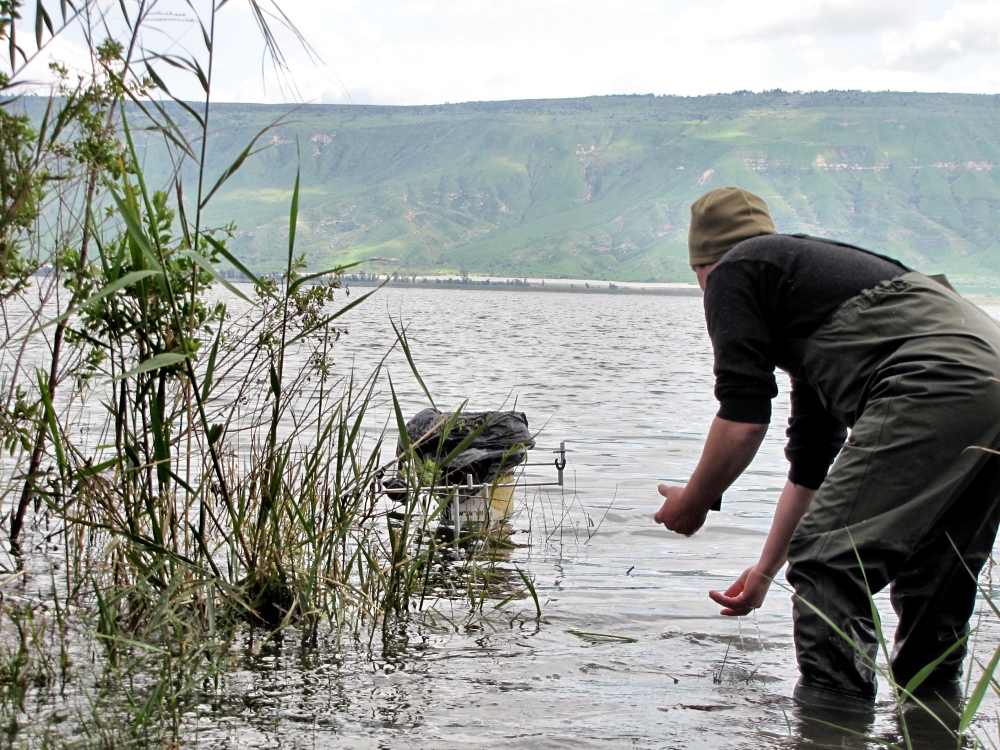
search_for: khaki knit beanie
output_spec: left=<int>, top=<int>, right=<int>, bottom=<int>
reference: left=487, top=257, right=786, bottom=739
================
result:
left=688, top=187, right=776, bottom=266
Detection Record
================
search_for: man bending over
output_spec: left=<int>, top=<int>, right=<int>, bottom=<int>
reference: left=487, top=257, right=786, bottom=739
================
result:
left=655, top=186, right=1000, bottom=709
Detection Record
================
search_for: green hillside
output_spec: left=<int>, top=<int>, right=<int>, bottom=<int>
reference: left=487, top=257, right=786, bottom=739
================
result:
left=134, top=91, right=1000, bottom=283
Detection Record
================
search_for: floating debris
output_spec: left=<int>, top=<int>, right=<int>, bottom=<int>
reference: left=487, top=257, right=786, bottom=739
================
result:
left=567, top=630, right=638, bottom=644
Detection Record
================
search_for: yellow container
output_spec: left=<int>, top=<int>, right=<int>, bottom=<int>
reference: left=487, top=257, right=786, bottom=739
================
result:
left=456, top=473, right=515, bottom=529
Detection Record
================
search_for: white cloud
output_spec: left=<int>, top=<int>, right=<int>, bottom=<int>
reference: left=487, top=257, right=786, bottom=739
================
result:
left=880, top=1, right=1000, bottom=71
left=12, top=33, right=97, bottom=92
left=209, top=0, right=793, bottom=104
left=950, top=60, right=1000, bottom=91
left=11, top=0, right=1000, bottom=105
left=263, top=0, right=994, bottom=104
left=749, top=0, right=922, bottom=38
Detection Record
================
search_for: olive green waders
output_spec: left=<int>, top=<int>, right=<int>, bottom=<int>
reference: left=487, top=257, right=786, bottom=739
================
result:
left=785, top=272, right=1000, bottom=702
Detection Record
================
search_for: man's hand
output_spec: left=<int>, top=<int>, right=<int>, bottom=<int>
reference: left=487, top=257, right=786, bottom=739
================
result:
left=708, top=565, right=772, bottom=616
left=654, top=484, right=709, bottom=536
left=652, top=417, right=767, bottom=538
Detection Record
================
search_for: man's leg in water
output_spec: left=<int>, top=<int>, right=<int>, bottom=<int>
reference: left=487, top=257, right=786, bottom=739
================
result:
left=786, top=356, right=1000, bottom=704
left=890, top=454, right=1000, bottom=691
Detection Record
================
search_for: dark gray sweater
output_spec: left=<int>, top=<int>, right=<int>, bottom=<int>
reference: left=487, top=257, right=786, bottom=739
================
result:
left=704, top=234, right=908, bottom=489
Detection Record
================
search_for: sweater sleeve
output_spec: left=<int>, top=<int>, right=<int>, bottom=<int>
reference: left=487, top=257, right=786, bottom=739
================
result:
left=704, top=261, right=778, bottom=425
left=784, top=378, right=847, bottom=489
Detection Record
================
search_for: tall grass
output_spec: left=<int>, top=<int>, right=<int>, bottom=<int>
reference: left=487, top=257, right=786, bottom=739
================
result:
left=0, top=1, right=539, bottom=744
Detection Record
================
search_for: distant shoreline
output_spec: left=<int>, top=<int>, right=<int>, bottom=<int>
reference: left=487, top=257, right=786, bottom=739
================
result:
left=963, top=293, right=1000, bottom=306
left=341, top=275, right=1000, bottom=302
left=342, top=274, right=704, bottom=297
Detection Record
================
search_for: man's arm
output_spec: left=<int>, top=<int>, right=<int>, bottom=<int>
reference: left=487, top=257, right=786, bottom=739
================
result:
left=654, top=416, right=768, bottom=536
left=785, top=379, right=847, bottom=489
left=708, top=479, right=816, bottom=615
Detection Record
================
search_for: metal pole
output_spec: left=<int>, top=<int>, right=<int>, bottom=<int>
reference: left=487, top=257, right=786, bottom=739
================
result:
left=556, top=442, right=566, bottom=487
left=452, top=476, right=467, bottom=544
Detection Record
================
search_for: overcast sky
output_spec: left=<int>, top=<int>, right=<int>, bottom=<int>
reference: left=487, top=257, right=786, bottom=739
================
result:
left=26, top=0, right=1000, bottom=104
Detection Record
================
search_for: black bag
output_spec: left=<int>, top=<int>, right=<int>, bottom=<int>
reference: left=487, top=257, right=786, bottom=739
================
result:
left=396, top=408, right=534, bottom=486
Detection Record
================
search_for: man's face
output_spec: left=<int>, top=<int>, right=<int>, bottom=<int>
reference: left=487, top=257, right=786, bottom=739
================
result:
left=693, top=262, right=718, bottom=292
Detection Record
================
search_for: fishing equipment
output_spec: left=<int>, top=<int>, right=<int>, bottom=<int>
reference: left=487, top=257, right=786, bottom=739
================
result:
left=380, top=408, right=566, bottom=538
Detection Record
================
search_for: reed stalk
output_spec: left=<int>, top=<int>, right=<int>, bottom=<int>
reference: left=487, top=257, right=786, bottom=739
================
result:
left=0, top=1, right=529, bottom=744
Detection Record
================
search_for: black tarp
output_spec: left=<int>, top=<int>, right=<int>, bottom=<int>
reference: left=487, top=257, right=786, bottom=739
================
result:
left=395, top=408, right=534, bottom=486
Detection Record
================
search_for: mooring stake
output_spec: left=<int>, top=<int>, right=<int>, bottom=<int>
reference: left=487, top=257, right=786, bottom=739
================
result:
left=554, top=442, right=567, bottom=486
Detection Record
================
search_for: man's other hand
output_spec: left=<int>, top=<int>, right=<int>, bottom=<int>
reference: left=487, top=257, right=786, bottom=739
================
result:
left=708, top=566, right=772, bottom=616
left=654, top=484, right=708, bottom=536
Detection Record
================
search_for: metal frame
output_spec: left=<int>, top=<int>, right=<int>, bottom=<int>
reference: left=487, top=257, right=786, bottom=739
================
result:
left=380, top=442, right=568, bottom=538
left=426, top=441, right=568, bottom=495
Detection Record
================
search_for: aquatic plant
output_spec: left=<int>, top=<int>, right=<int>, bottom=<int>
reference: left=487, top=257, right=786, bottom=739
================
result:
left=0, top=2, right=542, bottom=745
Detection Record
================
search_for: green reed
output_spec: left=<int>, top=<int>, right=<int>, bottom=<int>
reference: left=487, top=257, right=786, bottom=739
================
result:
left=0, top=2, right=533, bottom=745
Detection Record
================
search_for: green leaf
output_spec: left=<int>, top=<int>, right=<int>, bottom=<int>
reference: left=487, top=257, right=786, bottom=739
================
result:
left=268, top=364, right=281, bottom=400
left=201, top=324, right=223, bottom=402
left=73, top=457, right=121, bottom=480
left=70, top=516, right=201, bottom=569
left=37, top=372, right=65, bottom=476
left=167, top=469, right=196, bottom=496
left=123, top=444, right=141, bottom=470
left=961, top=642, right=1000, bottom=731
left=40, top=270, right=161, bottom=330
left=567, top=630, right=637, bottom=644
left=108, top=187, right=163, bottom=279
left=515, top=566, right=541, bottom=619
left=89, top=632, right=168, bottom=655
left=108, top=187, right=152, bottom=257
left=391, top=317, right=435, bottom=409
left=284, top=284, right=383, bottom=347
left=388, top=375, right=410, bottom=453
left=35, top=0, right=53, bottom=47
left=788, top=591, right=879, bottom=671
left=440, top=413, right=492, bottom=467
left=114, top=353, right=188, bottom=382
left=286, top=169, right=300, bottom=278
left=199, top=120, right=284, bottom=209
left=148, top=380, right=171, bottom=493
left=287, top=268, right=340, bottom=295
left=902, top=633, right=969, bottom=696
left=142, top=60, right=204, bottom=130
left=203, top=235, right=271, bottom=295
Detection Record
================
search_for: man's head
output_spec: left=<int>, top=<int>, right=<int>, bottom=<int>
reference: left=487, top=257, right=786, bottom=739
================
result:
left=688, top=187, right=776, bottom=279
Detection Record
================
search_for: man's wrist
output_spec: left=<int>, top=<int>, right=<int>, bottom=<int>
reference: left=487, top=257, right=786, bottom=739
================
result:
left=756, top=559, right=783, bottom=579
left=683, top=484, right=718, bottom=513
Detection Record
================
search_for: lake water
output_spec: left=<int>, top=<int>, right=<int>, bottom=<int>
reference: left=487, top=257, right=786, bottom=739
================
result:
left=173, top=286, right=1000, bottom=749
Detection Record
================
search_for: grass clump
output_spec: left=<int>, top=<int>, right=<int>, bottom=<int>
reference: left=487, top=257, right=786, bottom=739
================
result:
left=0, top=2, right=535, bottom=745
